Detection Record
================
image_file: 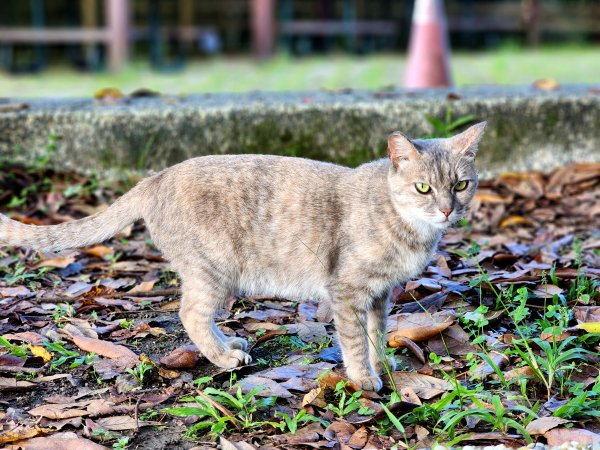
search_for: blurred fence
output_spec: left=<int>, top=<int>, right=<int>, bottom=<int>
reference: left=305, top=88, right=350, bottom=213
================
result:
left=0, top=0, right=598, bottom=72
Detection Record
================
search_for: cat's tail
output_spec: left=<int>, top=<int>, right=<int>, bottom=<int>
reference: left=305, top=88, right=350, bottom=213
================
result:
left=0, top=179, right=151, bottom=252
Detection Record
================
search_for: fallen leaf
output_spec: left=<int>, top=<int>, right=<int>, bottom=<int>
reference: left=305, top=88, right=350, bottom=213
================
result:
left=28, top=402, right=89, bottom=419
left=525, top=417, right=570, bottom=435
left=544, top=427, right=600, bottom=445
left=499, top=215, right=534, bottom=228
left=159, top=345, right=199, bottom=369
left=4, top=431, right=108, bottom=449
left=470, top=351, right=510, bottom=379
left=388, top=312, right=454, bottom=347
left=34, top=255, right=76, bottom=269
left=81, top=245, right=114, bottom=258
left=302, top=386, right=327, bottom=408
left=238, top=375, right=293, bottom=398
left=71, top=335, right=137, bottom=360
left=347, top=426, right=368, bottom=449
left=574, top=306, right=600, bottom=324
left=95, top=415, right=156, bottom=431
left=28, top=344, right=52, bottom=362
left=389, top=372, right=454, bottom=399
left=0, top=377, right=36, bottom=391
left=0, top=426, right=48, bottom=445
left=577, top=322, right=600, bottom=333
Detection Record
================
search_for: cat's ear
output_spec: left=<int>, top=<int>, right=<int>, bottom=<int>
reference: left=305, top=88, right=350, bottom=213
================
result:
left=450, top=121, right=487, bottom=158
left=387, top=131, right=421, bottom=167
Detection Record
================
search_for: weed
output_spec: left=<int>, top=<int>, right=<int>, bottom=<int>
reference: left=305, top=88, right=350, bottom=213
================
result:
left=0, top=336, right=28, bottom=357
left=165, top=378, right=277, bottom=439
left=52, top=303, right=76, bottom=324
left=274, top=409, right=329, bottom=434
left=325, top=381, right=375, bottom=418
left=43, top=341, right=95, bottom=370
left=423, top=108, right=476, bottom=138
left=126, top=360, right=154, bottom=386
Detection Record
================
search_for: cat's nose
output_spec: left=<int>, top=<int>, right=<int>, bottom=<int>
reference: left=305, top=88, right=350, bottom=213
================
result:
left=440, top=208, right=453, bottom=217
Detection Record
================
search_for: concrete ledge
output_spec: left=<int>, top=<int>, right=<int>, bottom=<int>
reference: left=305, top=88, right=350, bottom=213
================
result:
left=1, top=85, right=599, bottom=178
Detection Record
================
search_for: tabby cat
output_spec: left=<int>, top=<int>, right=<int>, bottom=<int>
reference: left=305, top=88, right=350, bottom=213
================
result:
left=0, top=122, right=486, bottom=391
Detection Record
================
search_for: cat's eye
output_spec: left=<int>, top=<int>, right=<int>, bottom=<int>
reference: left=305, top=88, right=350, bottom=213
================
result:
left=415, top=182, right=431, bottom=194
left=454, top=180, right=469, bottom=191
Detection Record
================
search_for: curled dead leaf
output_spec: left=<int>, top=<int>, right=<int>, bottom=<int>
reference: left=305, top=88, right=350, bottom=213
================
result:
left=388, top=312, right=454, bottom=347
left=391, top=336, right=426, bottom=363
left=499, top=215, right=535, bottom=228
left=470, top=351, right=509, bottom=379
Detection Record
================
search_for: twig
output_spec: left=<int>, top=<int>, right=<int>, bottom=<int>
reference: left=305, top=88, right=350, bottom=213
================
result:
left=35, top=288, right=181, bottom=304
left=134, top=392, right=145, bottom=432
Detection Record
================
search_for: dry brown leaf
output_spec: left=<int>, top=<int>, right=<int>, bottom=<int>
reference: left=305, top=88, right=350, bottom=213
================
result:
left=347, top=426, right=368, bottom=449
left=0, top=426, right=48, bottom=444
left=4, top=431, right=108, bottom=450
left=128, top=280, right=157, bottom=293
left=499, top=215, right=535, bottom=228
left=302, top=386, right=327, bottom=408
left=0, top=377, right=36, bottom=391
left=389, top=372, right=454, bottom=399
left=28, top=402, right=89, bottom=419
left=81, top=245, right=114, bottom=258
left=388, top=312, right=454, bottom=347
left=544, top=427, right=600, bottom=445
left=504, top=365, right=537, bottom=382
left=392, top=337, right=426, bottom=363
left=95, top=415, right=156, bottom=431
left=470, top=351, right=509, bottom=379
left=159, top=345, right=199, bottom=369
left=71, top=335, right=137, bottom=360
left=238, top=375, right=293, bottom=398
left=573, top=306, right=600, bottom=324
left=34, top=255, right=76, bottom=269
left=525, top=417, right=570, bottom=435
left=399, top=387, right=422, bottom=405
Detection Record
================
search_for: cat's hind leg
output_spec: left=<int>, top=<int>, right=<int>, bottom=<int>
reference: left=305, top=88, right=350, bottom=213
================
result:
left=179, top=277, right=251, bottom=369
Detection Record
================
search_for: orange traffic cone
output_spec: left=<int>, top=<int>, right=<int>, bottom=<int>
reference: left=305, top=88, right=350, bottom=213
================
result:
left=404, top=0, right=452, bottom=89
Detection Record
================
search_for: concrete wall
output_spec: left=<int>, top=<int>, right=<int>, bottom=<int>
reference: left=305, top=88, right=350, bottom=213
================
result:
left=1, top=86, right=599, bottom=178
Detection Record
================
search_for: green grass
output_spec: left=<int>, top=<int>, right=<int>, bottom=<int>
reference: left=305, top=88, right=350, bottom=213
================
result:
left=1, top=45, right=598, bottom=97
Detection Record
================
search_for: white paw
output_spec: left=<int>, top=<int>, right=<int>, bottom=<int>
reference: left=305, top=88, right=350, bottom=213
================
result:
left=352, top=375, right=383, bottom=392
left=218, top=349, right=252, bottom=369
left=225, top=337, right=249, bottom=351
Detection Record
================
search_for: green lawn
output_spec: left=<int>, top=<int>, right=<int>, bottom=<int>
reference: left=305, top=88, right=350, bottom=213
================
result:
left=1, top=45, right=598, bottom=97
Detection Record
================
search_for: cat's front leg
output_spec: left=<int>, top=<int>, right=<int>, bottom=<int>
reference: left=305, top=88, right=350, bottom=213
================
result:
left=367, top=292, right=396, bottom=376
left=332, top=288, right=383, bottom=392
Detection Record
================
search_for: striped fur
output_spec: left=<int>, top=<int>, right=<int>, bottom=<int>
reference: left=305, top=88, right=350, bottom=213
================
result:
left=0, top=122, right=486, bottom=391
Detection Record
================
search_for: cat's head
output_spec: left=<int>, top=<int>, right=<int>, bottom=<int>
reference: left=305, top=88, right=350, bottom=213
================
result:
left=386, top=122, right=487, bottom=230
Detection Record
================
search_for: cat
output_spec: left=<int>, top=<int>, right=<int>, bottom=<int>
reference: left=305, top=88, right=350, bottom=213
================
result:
left=0, top=122, right=486, bottom=391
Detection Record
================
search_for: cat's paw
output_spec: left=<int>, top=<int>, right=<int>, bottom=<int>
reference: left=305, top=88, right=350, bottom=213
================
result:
left=352, top=375, right=383, bottom=392
left=225, top=337, right=249, bottom=351
left=216, top=349, right=252, bottom=369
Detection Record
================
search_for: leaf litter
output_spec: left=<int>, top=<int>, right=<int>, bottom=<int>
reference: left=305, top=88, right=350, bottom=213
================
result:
left=0, top=161, right=599, bottom=448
